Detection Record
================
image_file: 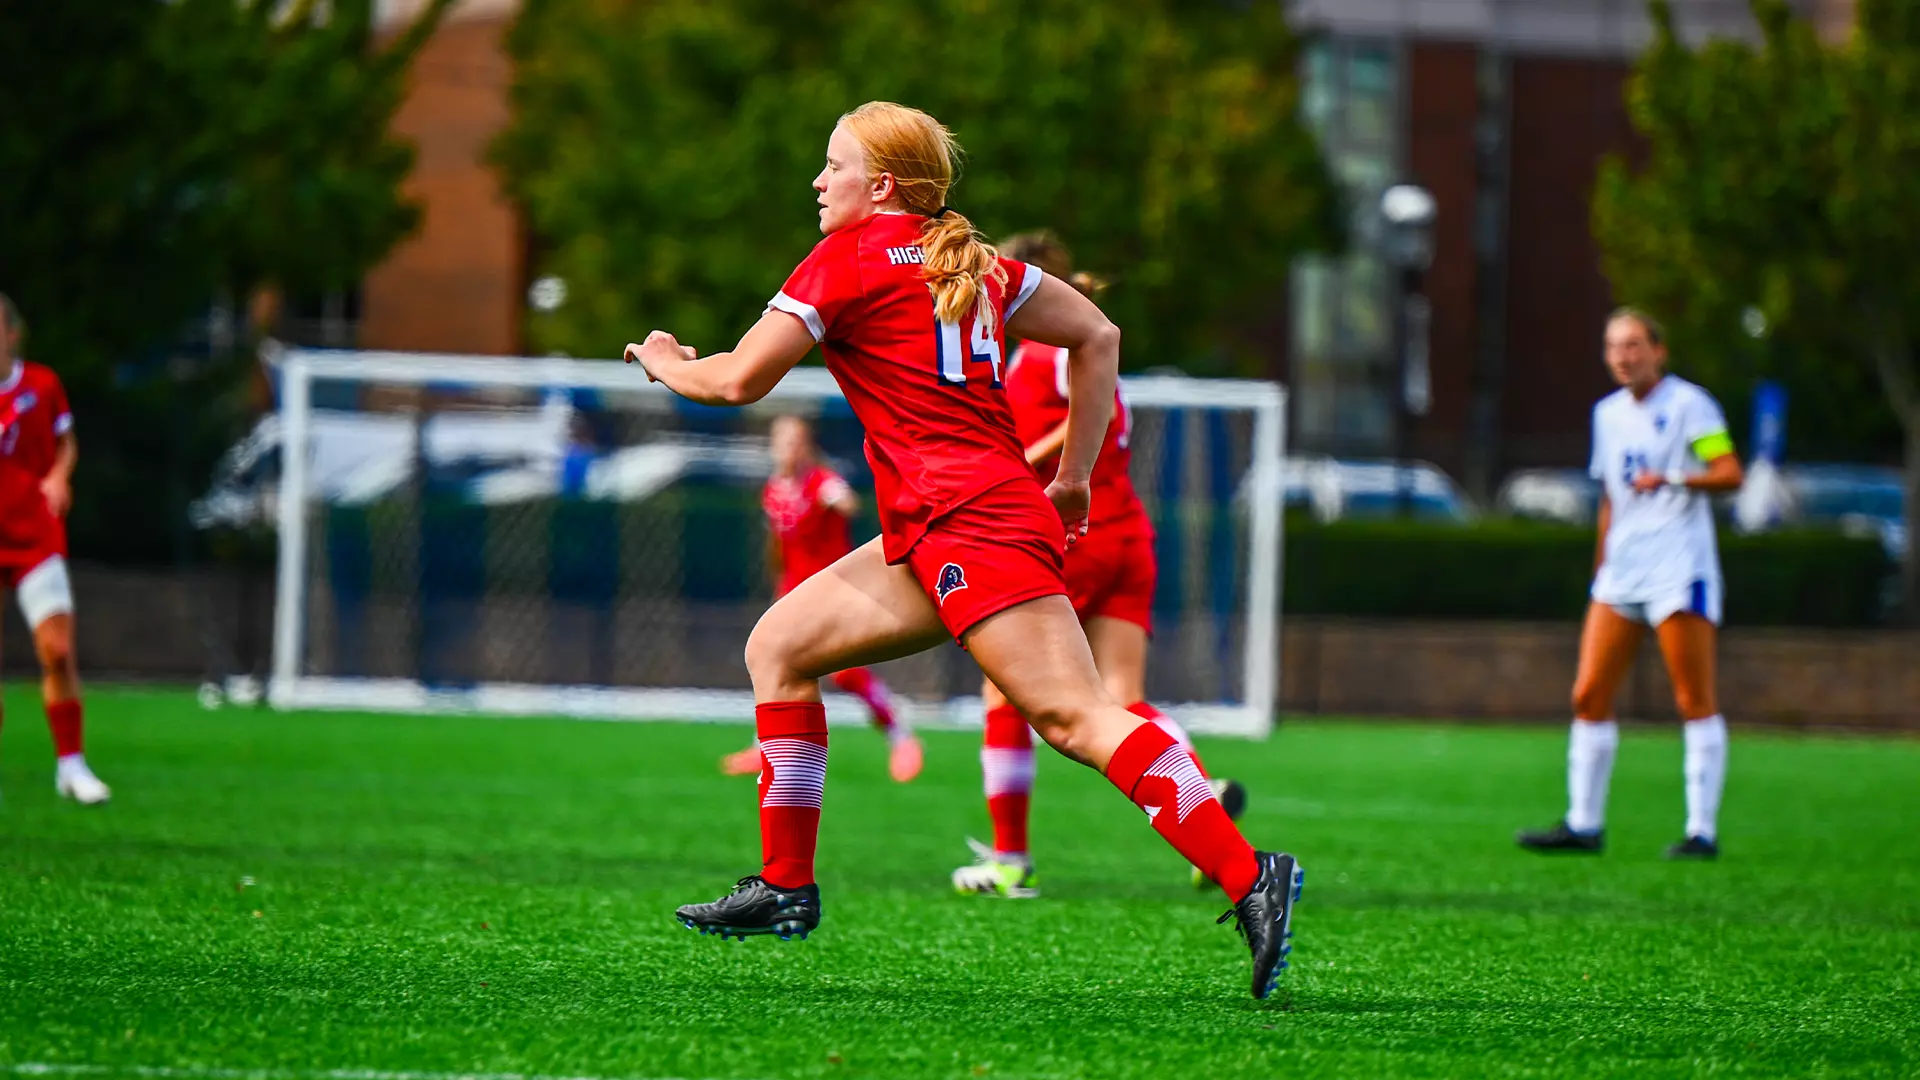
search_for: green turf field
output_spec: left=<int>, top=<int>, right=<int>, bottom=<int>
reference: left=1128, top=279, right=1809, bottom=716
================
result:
left=0, top=686, right=1914, bottom=1079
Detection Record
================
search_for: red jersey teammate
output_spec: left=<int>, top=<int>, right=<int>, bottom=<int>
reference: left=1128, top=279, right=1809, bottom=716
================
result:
left=623, top=102, right=1302, bottom=999
left=949, top=234, right=1246, bottom=899
left=0, top=294, right=109, bottom=805
left=720, top=414, right=923, bottom=782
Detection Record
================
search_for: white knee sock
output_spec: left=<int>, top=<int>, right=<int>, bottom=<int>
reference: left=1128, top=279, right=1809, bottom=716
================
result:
left=1566, top=720, right=1619, bottom=834
left=1682, top=715, right=1728, bottom=842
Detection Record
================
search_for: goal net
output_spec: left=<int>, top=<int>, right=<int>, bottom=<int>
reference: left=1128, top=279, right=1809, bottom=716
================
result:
left=269, top=351, right=1287, bottom=736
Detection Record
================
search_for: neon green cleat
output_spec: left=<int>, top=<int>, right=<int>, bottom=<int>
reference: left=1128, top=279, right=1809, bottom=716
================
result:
left=951, top=837, right=1039, bottom=899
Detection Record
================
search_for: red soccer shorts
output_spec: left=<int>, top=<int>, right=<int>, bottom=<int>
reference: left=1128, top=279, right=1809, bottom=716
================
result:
left=1065, top=526, right=1156, bottom=633
left=0, top=542, right=63, bottom=589
left=904, top=479, right=1068, bottom=641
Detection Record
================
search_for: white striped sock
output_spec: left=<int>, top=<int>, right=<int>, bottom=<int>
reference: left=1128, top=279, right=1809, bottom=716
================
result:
left=760, top=737, right=827, bottom=809
left=1143, top=743, right=1214, bottom=824
left=981, top=747, right=1035, bottom=798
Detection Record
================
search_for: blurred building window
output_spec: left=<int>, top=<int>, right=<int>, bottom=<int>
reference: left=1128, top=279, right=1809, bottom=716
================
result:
left=278, top=289, right=362, bottom=350
left=1290, top=37, right=1403, bottom=456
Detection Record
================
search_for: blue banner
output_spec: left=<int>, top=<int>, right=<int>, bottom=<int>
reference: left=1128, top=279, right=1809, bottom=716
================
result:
left=1751, top=380, right=1788, bottom=464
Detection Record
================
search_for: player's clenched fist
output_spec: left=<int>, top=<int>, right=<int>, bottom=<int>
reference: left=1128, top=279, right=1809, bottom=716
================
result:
left=623, top=331, right=697, bottom=381
left=1044, top=476, right=1091, bottom=544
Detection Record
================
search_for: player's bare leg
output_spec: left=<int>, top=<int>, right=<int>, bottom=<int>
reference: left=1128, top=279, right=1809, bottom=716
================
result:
left=677, top=539, right=946, bottom=941
left=965, top=595, right=1300, bottom=997
left=1520, top=602, right=1643, bottom=852
left=34, top=612, right=108, bottom=805
left=1655, top=612, right=1726, bottom=858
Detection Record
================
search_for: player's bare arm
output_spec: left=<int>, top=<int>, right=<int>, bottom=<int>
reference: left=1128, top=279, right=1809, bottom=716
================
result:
left=1004, top=273, right=1119, bottom=530
left=41, top=431, right=76, bottom=518
left=822, top=484, right=859, bottom=519
left=1023, top=420, right=1069, bottom=467
left=1593, top=496, right=1611, bottom=575
left=624, top=311, right=816, bottom=406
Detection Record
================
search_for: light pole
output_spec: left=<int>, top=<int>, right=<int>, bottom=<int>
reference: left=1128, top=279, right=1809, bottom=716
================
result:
left=1380, top=183, right=1436, bottom=518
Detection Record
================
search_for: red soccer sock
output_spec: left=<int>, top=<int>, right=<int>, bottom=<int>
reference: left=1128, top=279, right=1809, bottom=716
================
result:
left=830, top=667, right=898, bottom=733
left=1106, top=720, right=1259, bottom=902
left=981, top=703, right=1035, bottom=855
left=1127, top=700, right=1207, bottom=774
left=756, top=701, right=828, bottom=889
left=46, top=699, right=82, bottom=759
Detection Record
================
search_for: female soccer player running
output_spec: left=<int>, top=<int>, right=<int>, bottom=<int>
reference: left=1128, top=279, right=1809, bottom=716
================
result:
left=1518, top=309, right=1743, bottom=859
left=720, top=414, right=923, bottom=782
left=0, top=294, right=110, bottom=805
left=624, top=102, right=1302, bottom=998
left=950, top=232, right=1245, bottom=899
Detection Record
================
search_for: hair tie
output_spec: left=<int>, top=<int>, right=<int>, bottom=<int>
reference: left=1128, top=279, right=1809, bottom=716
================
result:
left=930, top=205, right=953, bottom=219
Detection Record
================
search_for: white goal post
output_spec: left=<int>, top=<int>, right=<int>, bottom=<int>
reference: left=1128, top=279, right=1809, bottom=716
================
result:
left=269, top=350, right=1287, bottom=737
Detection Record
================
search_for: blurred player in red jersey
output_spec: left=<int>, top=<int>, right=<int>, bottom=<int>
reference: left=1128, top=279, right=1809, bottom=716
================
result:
left=949, top=234, right=1245, bottom=899
left=624, top=102, right=1301, bottom=999
left=720, top=414, right=922, bottom=782
left=0, top=294, right=109, bottom=804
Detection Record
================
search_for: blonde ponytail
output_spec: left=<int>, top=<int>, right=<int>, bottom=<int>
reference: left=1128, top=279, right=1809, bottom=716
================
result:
left=840, top=101, right=1006, bottom=326
left=919, top=211, right=1007, bottom=325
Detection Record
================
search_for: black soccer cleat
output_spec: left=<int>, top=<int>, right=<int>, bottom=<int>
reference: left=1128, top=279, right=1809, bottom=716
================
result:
left=1211, top=777, right=1249, bottom=821
left=674, top=875, right=821, bottom=942
left=1219, top=850, right=1304, bottom=1000
left=1517, top=820, right=1605, bottom=854
left=1665, top=835, right=1719, bottom=860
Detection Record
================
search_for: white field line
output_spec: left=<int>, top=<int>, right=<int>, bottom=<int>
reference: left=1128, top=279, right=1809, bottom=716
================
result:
left=3, top=1064, right=760, bottom=1080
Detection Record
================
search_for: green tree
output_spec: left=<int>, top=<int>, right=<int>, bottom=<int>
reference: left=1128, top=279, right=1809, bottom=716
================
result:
left=1594, top=0, right=1920, bottom=614
left=496, top=0, right=1340, bottom=377
left=0, top=0, right=452, bottom=562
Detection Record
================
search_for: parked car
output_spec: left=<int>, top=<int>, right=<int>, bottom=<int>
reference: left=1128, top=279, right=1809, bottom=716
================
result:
left=1280, top=456, right=1478, bottom=524
left=1779, top=464, right=1907, bottom=558
left=1496, top=468, right=1602, bottom=526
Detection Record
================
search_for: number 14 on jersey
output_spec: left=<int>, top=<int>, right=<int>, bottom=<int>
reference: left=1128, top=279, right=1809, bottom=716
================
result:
left=935, top=317, right=1003, bottom=388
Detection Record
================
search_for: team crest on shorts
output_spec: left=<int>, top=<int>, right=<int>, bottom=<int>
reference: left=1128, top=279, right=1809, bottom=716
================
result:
left=935, top=562, right=968, bottom=604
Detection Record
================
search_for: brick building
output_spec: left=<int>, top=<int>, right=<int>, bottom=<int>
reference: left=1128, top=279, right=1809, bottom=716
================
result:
left=1285, top=0, right=1855, bottom=493
left=350, top=0, right=1855, bottom=493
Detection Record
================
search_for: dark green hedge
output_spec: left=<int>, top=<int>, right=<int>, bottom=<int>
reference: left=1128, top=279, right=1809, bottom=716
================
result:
left=1284, top=518, right=1893, bottom=627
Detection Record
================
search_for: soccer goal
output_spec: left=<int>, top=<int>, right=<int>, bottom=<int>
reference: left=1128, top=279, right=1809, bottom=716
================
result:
left=268, top=350, right=1287, bottom=737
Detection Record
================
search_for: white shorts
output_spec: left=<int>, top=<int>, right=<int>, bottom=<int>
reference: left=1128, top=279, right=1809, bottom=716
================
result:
left=1596, top=576, right=1722, bottom=628
left=14, top=554, right=75, bottom=629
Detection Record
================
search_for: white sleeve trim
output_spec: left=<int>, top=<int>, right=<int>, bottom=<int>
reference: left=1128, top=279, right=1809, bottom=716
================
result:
left=53, top=413, right=73, bottom=436
left=1005, top=262, right=1044, bottom=320
left=1053, top=349, right=1069, bottom=400
left=767, top=291, right=825, bottom=342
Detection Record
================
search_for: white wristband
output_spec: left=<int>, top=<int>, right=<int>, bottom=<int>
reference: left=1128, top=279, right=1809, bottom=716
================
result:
left=1665, top=468, right=1689, bottom=488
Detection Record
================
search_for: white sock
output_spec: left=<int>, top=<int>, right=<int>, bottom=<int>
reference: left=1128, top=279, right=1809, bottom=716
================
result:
left=1565, top=720, right=1619, bottom=834
left=1150, top=714, right=1195, bottom=753
left=56, top=752, right=88, bottom=773
left=1682, top=715, right=1728, bottom=842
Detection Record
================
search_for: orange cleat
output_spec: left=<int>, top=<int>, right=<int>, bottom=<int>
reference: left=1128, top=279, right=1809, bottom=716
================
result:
left=888, top=733, right=924, bottom=783
left=720, top=742, right=765, bottom=777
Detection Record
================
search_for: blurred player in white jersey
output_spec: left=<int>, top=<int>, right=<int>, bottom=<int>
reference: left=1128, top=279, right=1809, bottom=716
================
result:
left=1519, top=309, right=1742, bottom=859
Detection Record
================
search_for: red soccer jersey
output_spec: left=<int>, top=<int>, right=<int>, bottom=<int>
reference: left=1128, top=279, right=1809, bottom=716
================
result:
left=768, top=212, right=1045, bottom=562
left=1003, top=341, right=1150, bottom=540
left=0, top=361, right=73, bottom=556
left=763, top=464, right=855, bottom=594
